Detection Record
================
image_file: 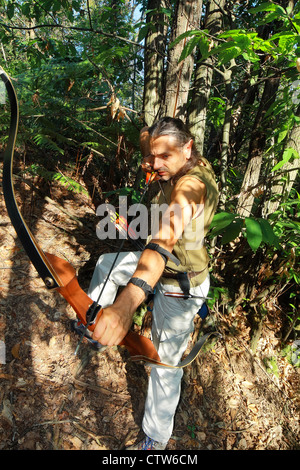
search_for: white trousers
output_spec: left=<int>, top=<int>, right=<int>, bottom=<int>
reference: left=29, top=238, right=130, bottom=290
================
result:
left=88, top=251, right=210, bottom=444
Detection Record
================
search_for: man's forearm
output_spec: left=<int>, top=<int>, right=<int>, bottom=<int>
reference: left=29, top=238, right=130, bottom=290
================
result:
left=115, top=248, right=166, bottom=316
left=132, top=248, right=166, bottom=287
left=91, top=249, right=167, bottom=346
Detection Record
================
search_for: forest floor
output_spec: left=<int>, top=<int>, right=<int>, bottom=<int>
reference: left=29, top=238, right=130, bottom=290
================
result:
left=0, top=176, right=300, bottom=452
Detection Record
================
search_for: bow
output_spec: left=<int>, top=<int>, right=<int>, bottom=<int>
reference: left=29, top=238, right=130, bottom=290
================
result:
left=1, top=68, right=219, bottom=368
left=0, top=67, right=162, bottom=364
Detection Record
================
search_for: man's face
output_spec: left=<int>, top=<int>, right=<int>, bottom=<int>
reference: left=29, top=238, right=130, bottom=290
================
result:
left=144, top=134, right=192, bottom=181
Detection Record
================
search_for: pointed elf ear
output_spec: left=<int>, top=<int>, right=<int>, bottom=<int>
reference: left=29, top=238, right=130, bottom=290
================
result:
left=183, top=139, right=193, bottom=160
left=140, top=127, right=150, bottom=157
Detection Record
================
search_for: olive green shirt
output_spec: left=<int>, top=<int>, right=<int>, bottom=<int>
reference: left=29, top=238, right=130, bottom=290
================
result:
left=153, top=160, right=219, bottom=287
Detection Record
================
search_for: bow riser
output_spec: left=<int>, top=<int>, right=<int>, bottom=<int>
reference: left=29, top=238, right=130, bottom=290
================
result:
left=48, top=245, right=162, bottom=361
left=58, top=278, right=161, bottom=362
left=45, top=253, right=161, bottom=362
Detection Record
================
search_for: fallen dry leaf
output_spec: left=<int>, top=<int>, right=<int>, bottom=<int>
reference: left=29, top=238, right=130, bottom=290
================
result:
left=11, top=343, right=21, bottom=359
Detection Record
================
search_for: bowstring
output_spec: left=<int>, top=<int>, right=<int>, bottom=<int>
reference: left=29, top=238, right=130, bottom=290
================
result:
left=74, top=172, right=154, bottom=355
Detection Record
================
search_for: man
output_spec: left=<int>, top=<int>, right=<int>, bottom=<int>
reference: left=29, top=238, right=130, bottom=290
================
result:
left=88, top=117, right=219, bottom=450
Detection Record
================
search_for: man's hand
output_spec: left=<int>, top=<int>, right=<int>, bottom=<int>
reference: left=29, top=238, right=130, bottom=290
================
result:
left=92, top=305, right=132, bottom=346
left=92, top=282, right=147, bottom=346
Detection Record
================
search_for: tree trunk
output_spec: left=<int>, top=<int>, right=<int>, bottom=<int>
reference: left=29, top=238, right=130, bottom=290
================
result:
left=236, top=0, right=293, bottom=218
left=163, top=0, right=202, bottom=120
left=143, top=0, right=167, bottom=126
left=264, top=105, right=300, bottom=216
left=188, top=0, right=226, bottom=154
left=217, top=64, right=235, bottom=210
left=236, top=77, right=280, bottom=217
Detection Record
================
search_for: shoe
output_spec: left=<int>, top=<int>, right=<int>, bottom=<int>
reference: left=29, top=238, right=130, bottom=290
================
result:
left=71, top=320, right=107, bottom=351
left=127, top=435, right=167, bottom=450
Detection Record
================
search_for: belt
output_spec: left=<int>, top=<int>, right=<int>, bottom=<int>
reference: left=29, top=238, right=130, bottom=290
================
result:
left=161, top=270, right=203, bottom=297
left=162, top=270, right=204, bottom=280
left=161, top=268, right=208, bottom=293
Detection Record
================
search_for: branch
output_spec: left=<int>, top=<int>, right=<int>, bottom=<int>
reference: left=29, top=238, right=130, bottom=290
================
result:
left=0, top=22, right=144, bottom=50
left=86, top=0, right=93, bottom=31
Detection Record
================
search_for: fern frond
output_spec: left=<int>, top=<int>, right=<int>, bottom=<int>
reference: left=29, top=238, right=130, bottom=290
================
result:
left=32, top=133, right=64, bottom=154
left=27, top=164, right=89, bottom=196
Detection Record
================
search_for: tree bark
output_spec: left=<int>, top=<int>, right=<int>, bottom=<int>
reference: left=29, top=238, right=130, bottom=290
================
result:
left=163, top=0, right=202, bottom=120
left=217, top=64, right=235, bottom=210
left=188, top=0, right=226, bottom=154
left=236, top=77, right=280, bottom=217
left=236, top=0, right=294, bottom=217
left=143, top=0, right=167, bottom=125
left=264, top=106, right=300, bottom=216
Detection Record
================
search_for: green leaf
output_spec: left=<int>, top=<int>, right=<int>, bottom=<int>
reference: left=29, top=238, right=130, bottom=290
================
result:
left=258, top=218, right=279, bottom=248
left=7, top=2, right=14, bottom=19
left=138, top=24, right=150, bottom=42
left=219, top=46, right=242, bottom=64
left=245, top=218, right=263, bottom=252
left=21, top=2, right=31, bottom=18
left=250, top=3, right=286, bottom=15
left=169, top=30, right=201, bottom=49
left=179, top=36, right=200, bottom=62
left=199, top=36, right=210, bottom=57
left=242, top=50, right=260, bottom=63
left=52, top=173, right=89, bottom=195
left=210, top=212, right=236, bottom=230
left=264, top=11, right=284, bottom=23
left=271, top=147, right=298, bottom=172
left=220, top=219, right=243, bottom=244
left=277, top=129, right=288, bottom=143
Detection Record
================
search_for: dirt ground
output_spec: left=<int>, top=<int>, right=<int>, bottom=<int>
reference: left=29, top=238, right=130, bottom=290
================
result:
left=0, top=180, right=299, bottom=451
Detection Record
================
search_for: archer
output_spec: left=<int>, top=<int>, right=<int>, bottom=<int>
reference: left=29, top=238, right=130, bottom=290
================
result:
left=87, top=117, right=219, bottom=450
